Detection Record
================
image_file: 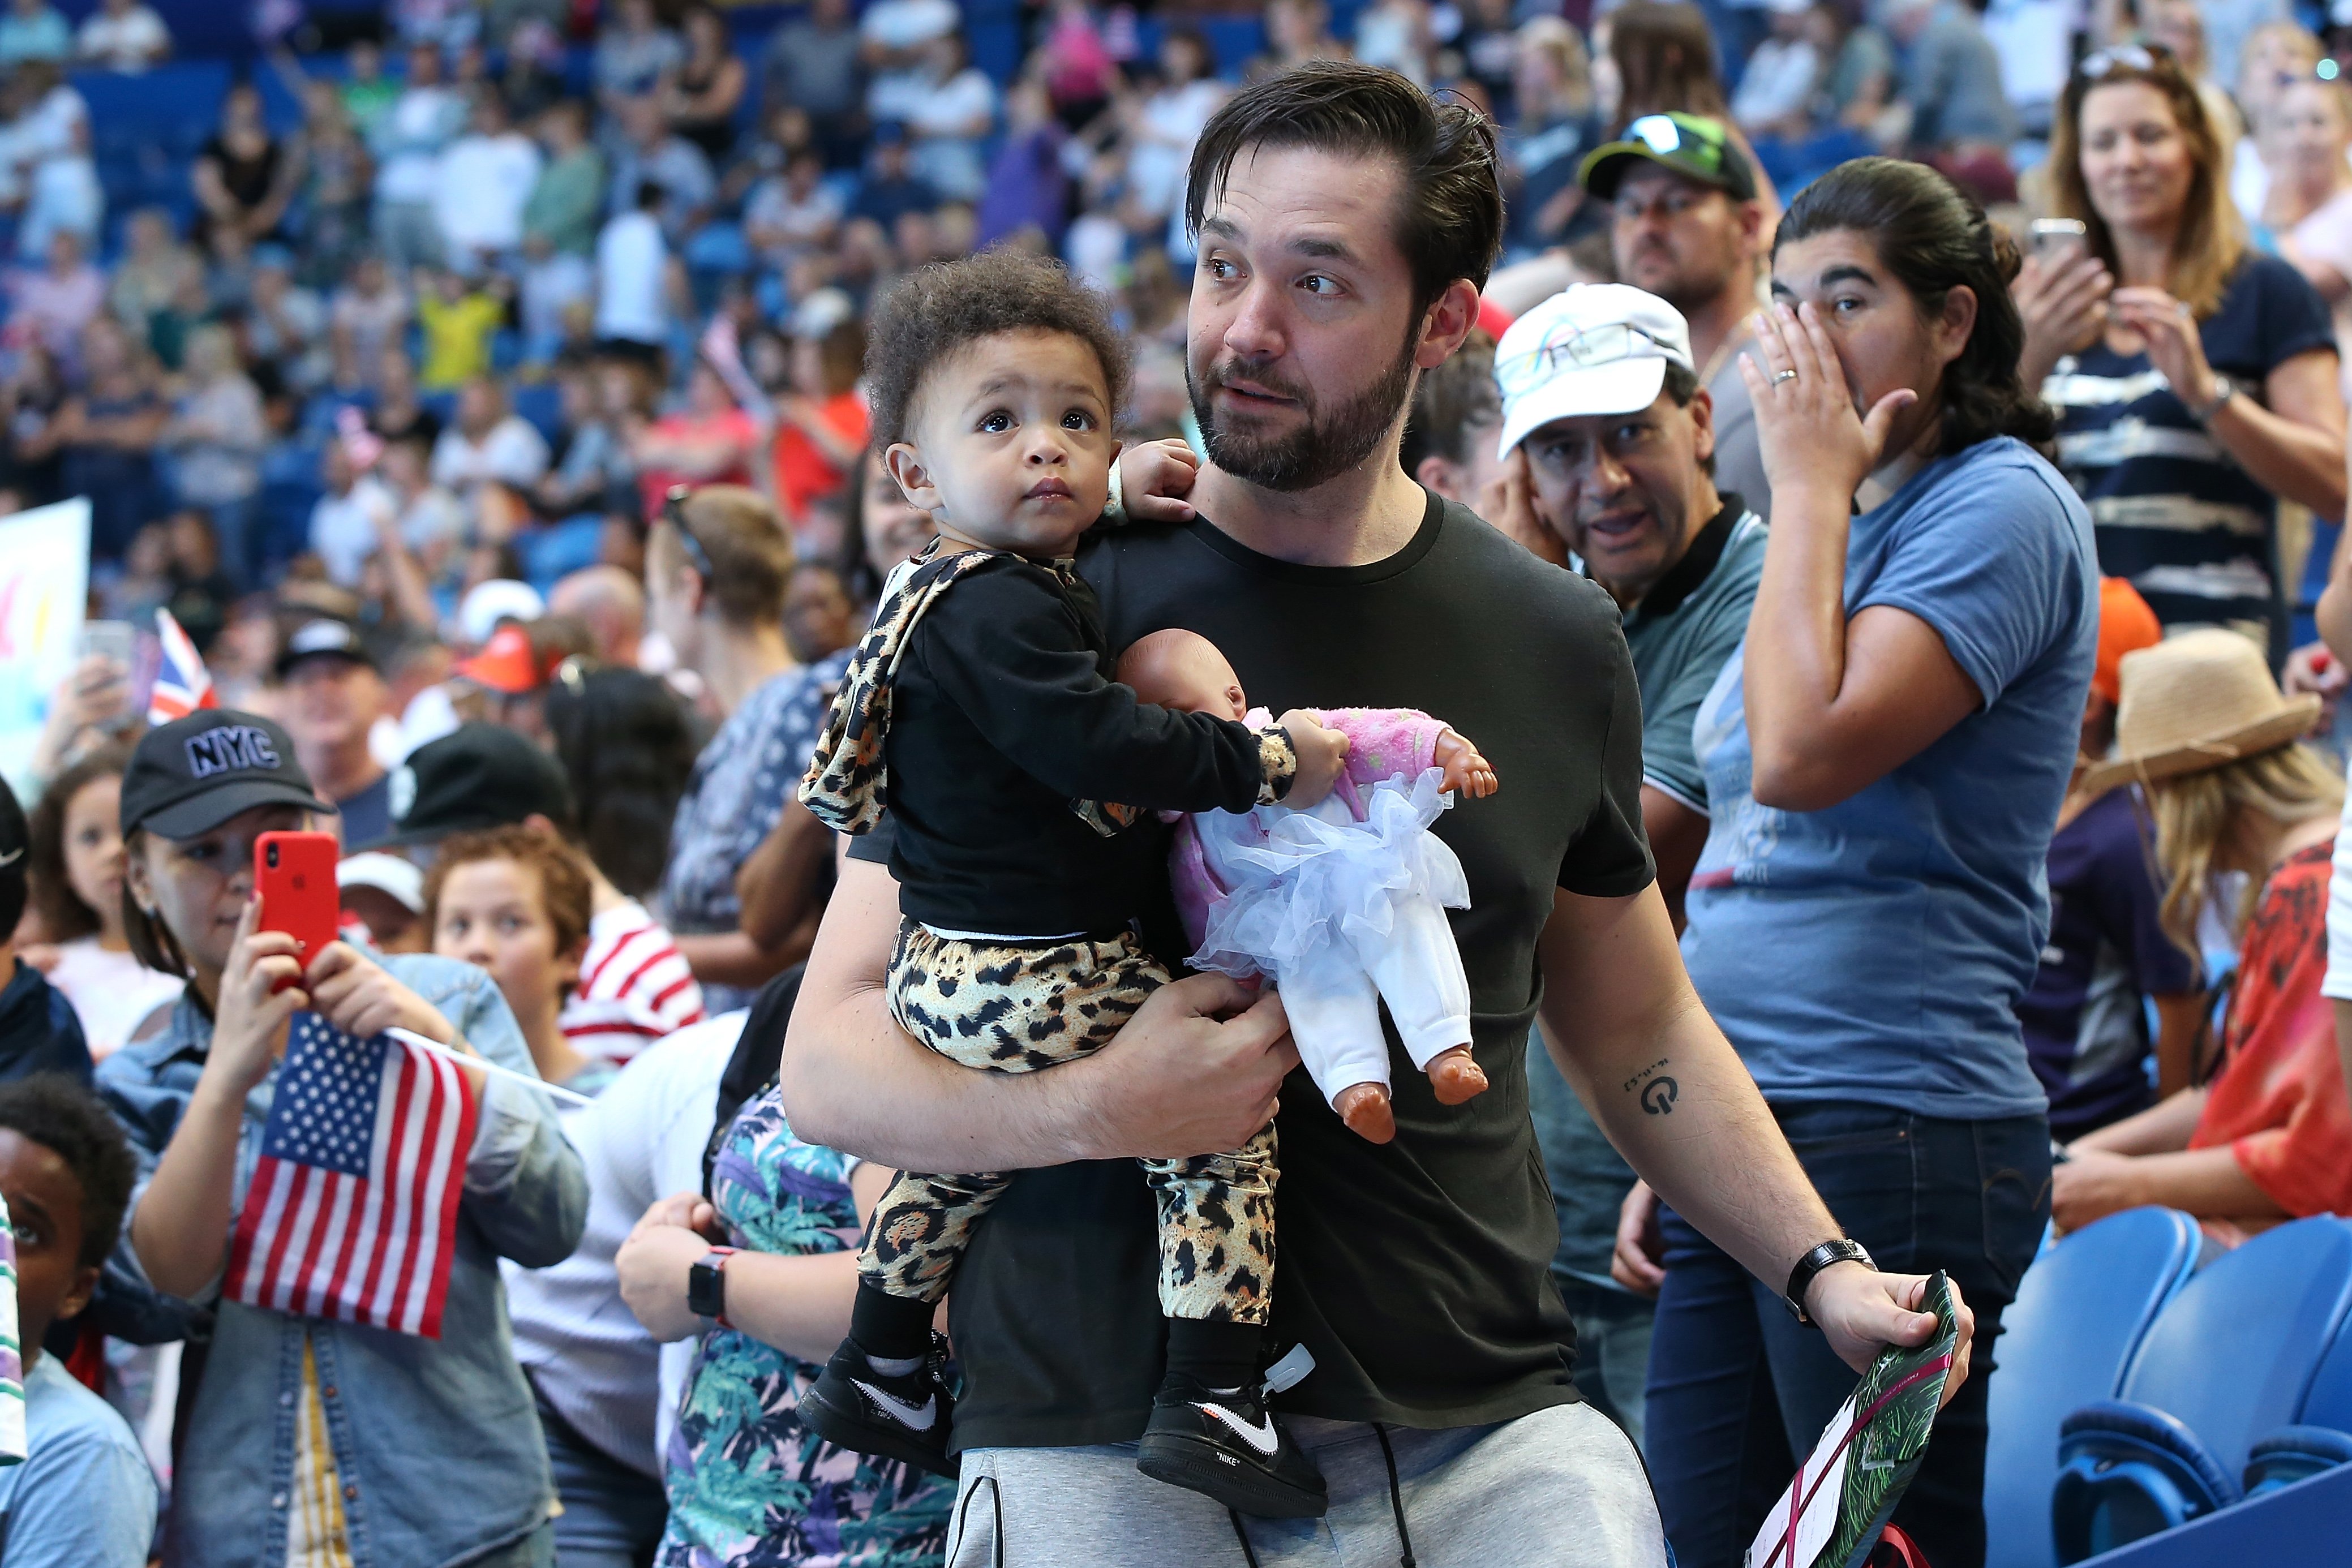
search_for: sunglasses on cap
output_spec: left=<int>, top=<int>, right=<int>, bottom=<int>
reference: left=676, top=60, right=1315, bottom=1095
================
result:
left=1625, top=113, right=1729, bottom=166
left=2075, top=41, right=2171, bottom=81
left=662, top=483, right=719, bottom=581
left=1496, top=323, right=1671, bottom=400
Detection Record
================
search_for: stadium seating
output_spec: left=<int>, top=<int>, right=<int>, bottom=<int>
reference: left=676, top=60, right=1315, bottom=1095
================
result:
left=1982, top=1207, right=2202, bottom=1568
left=2051, top=1216, right=2352, bottom=1561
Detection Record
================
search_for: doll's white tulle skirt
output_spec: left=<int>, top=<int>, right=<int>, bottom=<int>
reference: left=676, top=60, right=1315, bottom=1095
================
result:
left=1189, top=767, right=1470, bottom=981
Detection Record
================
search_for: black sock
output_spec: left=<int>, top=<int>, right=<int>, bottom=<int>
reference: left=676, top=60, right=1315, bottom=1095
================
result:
left=849, top=1281, right=938, bottom=1365
left=1165, top=1317, right=1265, bottom=1393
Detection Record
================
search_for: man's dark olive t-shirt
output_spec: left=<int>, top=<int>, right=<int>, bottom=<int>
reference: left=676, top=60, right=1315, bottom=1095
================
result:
left=851, top=491, right=1655, bottom=1449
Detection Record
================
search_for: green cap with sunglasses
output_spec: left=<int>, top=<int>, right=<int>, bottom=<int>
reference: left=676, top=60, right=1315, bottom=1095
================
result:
left=1579, top=112, right=1759, bottom=203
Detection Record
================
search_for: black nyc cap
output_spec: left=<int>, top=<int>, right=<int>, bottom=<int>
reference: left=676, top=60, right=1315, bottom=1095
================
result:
left=121, top=711, right=335, bottom=840
left=367, top=723, right=576, bottom=852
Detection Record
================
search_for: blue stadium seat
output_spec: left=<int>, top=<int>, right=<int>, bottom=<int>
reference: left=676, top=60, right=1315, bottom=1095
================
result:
left=2231, top=1299, right=2352, bottom=1500
left=2054, top=1399, right=2239, bottom=1556
left=2242, top=1426, right=2352, bottom=1498
left=518, top=514, right=606, bottom=593
left=1982, top=1207, right=2201, bottom=1568
left=2295, top=1297, right=2352, bottom=1429
left=2050, top=1216, right=2352, bottom=1562
left=510, top=383, right=563, bottom=446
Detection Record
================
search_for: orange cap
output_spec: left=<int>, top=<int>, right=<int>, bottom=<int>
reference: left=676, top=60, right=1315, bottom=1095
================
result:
left=453, top=625, right=544, bottom=696
left=2094, top=577, right=2162, bottom=706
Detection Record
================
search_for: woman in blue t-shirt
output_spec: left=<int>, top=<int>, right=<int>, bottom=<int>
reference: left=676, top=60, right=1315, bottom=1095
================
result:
left=1625, top=158, right=2099, bottom=1568
left=2018, top=42, right=2346, bottom=664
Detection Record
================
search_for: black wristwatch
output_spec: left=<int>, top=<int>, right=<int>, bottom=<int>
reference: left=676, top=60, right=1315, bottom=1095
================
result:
left=1784, top=1238, right=1874, bottom=1325
left=688, top=1245, right=739, bottom=1326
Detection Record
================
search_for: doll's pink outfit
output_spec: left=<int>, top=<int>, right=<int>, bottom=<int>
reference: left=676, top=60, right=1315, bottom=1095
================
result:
left=1171, top=707, right=1475, bottom=1106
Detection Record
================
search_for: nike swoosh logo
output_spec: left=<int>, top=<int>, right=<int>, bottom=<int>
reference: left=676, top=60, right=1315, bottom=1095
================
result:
left=1198, top=1401, right=1280, bottom=1457
left=852, top=1379, right=939, bottom=1432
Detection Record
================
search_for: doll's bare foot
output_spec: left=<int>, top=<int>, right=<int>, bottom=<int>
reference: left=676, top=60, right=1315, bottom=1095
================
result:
left=1427, top=1045, right=1488, bottom=1105
left=1333, top=1082, right=1395, bottom=1144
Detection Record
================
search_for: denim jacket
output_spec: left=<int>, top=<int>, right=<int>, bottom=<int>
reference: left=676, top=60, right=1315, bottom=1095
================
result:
left=93, top=955, right=589, bottom=1568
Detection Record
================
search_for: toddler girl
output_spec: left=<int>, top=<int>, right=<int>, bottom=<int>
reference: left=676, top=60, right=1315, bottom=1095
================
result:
left=797, top=250, right=1346, bottom=1517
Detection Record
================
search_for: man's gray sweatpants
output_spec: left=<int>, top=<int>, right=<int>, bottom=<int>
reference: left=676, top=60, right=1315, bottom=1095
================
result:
left=943, top=1402, right=1668, bottom=1567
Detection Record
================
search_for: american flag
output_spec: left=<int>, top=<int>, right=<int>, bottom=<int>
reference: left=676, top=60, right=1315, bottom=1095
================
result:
left=224, top=1014, right=480, bottom=1338
left=147, top=607, right=217, bottom=723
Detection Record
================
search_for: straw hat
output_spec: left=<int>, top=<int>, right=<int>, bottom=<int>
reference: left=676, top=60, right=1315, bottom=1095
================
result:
left=2077, top=629, right=2322, bottom=794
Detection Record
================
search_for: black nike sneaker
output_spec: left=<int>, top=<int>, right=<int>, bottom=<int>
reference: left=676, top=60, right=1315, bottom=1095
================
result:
left=1135, top=1370, right=1328, bottom=1518
left=801, top=1334, right=959, bottom=1479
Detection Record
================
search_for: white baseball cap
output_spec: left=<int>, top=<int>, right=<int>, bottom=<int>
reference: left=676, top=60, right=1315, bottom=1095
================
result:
left=456, top=578, right=546, bottom=648
left=337, top=850, right=425, bottom=914
left=1493, top=284, right=1697, bottom=461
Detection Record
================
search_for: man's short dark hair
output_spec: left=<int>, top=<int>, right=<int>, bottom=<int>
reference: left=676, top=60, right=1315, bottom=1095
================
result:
left=1400, top=331, right=1499, bottom=474
left=864, top=249, right=1132, bottom=450
left=0, top=1075, right=136, bottom=1269
left=1186, top=61, right=1504, bottom=316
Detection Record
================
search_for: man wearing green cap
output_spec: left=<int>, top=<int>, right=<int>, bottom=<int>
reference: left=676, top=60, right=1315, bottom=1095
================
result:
left=1578, top=112, right=1770, bottom=513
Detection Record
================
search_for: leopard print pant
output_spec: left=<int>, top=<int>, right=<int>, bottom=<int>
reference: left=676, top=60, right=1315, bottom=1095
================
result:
left=860, top=920, right=1278, bottom=1325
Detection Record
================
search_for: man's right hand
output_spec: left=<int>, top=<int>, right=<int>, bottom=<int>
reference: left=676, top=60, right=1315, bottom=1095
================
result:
left=1277, top=709, right=1350, bottom=808
left=1063, top=973, right=1299, bottom=1162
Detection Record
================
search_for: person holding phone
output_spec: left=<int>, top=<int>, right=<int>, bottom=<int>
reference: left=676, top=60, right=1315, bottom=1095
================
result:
left=91, top=710, right=588, bottom=1568
left=2019, top=42, right=2347, bottom=665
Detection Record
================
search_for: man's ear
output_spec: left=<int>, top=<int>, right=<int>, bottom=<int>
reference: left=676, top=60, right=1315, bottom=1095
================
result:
left=1415, top=278, right=1483, bottom=370
left=885, top=441, right=944, bottom=517
left=1686, top=385, right=1716, bottom=468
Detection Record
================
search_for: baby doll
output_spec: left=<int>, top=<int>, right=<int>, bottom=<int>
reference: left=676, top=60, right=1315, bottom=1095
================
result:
left=1119, top=629, right=1499, bottom=1145
left=795, top=250, right=1347, bottom=1518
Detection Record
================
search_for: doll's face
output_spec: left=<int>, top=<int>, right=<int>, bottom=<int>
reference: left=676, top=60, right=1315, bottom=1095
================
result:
left=886, top=330, right=1119, bottom=560
left=1118, top=629, right=1248, bottom=720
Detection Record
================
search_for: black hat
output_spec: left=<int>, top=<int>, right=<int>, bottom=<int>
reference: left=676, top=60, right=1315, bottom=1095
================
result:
left=121, top=712, right=335, bottom=840
left=366, top=723, right=576, bottom=851
left=275, top=616, right=379, bottom=678
left=1578, top=112, right=1759, bottom=203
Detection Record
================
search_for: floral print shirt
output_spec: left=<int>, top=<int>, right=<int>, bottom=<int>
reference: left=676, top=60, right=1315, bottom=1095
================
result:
left=656, top=1088, right=950, bottom=1568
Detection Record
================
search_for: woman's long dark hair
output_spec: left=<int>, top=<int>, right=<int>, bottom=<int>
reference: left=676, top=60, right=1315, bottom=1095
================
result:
left=1774, top=157, right=2056, bottom=458
left=544, top=663, right=699, bottom=899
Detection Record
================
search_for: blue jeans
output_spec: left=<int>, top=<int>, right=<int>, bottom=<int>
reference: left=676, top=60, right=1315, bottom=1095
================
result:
left=1643, top=1103, right=2049, bottom=1568
left=536, top=1383, right=667, bottom=1568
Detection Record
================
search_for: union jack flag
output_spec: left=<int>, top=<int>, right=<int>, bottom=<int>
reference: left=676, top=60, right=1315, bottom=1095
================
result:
left=224, top=1014, right=480, bottom=1338
left=147, top=607, right=217, bottom=723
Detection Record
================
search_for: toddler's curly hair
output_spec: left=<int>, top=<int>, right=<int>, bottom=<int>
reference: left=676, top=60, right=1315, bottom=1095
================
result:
left=864, top=250, right=1132, bottom=451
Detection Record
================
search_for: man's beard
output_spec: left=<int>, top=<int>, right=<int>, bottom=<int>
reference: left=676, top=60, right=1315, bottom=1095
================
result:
left=1187, top=330, right=1419, bottom=494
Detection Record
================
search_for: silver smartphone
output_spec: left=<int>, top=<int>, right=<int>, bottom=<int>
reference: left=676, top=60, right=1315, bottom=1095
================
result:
left=2029, top=217, right=2088, bottom=262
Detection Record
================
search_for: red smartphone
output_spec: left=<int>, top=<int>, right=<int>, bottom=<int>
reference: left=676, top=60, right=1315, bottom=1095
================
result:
left=255, top=831, right=342, bottom=975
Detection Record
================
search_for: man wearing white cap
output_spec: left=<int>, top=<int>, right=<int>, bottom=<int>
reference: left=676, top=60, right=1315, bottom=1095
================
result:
left=1494, top=281, right=1769, bottom=1444
left=1495, top=283, right=1766, bottom=925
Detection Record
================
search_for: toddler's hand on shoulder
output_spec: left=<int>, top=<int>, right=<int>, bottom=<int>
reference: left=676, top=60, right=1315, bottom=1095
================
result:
left=1277, top=709, right=1350, bottom=807
left=1116, top=437, right=1200, bottom=523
